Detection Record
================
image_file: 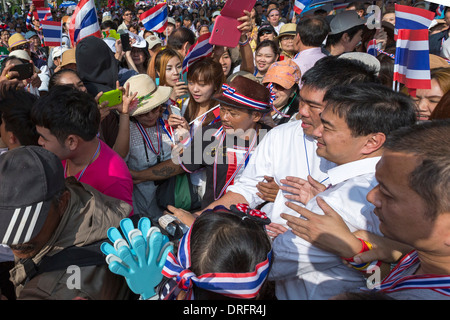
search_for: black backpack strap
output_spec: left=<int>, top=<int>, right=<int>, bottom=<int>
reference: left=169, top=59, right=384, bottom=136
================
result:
left=22, top=241, right=106, bottom=281
left=21, top=215, right=145, bottom=281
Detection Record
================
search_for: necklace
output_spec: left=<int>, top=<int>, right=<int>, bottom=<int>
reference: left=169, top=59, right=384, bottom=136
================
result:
left=64, top=140, right=101, bottom=181
left=213, top=128, right=258, bottom=200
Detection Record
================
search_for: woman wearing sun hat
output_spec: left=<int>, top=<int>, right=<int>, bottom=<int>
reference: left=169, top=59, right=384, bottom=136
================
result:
left=262, top=59, right=301, bottom=125
left=113, top=73, right=174, bottom=219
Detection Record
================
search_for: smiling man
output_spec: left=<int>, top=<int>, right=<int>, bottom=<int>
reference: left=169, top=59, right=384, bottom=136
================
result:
left=282, top=119, right=450, bottom=300
left=200, top=56, right=379, bottom=225
left=269, top=82, right=417, bottom=300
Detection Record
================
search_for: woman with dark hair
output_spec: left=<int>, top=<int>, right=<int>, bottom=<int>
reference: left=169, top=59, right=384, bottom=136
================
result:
left=429, top=89, right=450, bottom=120
left=147, top=48, right=188, bottom=103
left=253, top=40, right=279, bottom=83
left=125, top=42, right=151, bottom=75
left=102, top=204, right=274, bottom=300
left=160, top=204, right=274, bottom=300
left=167, top=57, right=225, bottom=200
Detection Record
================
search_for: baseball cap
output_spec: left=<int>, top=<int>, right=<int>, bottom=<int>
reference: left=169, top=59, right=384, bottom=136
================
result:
left=167, top=17, right=176, bottom=26
left=329, top=10, right=366, bottom=35
left=60, top=48, right=76, bottom=67
left=145, top=35, right=162, bottom=50
left=339, top=52, right=380, bottom=75
left=262, top=59, right=301, bottom=89
left=0, top=146, right=66, bottom=246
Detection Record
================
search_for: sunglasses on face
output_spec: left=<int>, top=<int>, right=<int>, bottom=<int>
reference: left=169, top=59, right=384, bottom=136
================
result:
left=14, top=43, right=29, bottom=50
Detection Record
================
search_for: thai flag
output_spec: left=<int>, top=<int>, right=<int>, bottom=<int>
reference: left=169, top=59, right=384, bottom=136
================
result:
left=436, top=5, right=445, bottom=18
left=182, top=32, right=213, bottom=74
left=69, top=0, right=101, bottom=47
left=41, top=20, right=62, bottom=47
left=367, top=39, right=378, bottom=56
left=293, top=0, right=310, bottom=15
left=394, top=4, right=435, bottom=39
left=140, top=3, right=168, bottom=33
left=36, top=7, right=52, bottom=21
left=393, top=29, right=431, bottom=90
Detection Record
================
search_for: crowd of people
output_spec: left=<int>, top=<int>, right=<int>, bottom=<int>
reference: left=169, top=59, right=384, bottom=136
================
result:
left=0, top=0, right=449, bottom=302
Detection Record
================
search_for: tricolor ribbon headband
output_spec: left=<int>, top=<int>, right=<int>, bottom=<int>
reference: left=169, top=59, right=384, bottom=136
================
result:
left=161, top=205, right=272, bottom=300
left=221, top=84, right=269, bottom=111
left=266, top=82, right=290, bottom=118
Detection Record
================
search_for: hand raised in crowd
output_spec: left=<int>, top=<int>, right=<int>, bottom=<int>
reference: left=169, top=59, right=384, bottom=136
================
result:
left=167, top=113, right=189, bottom=131
left=26, top=60, right=41, bottom=89
left=95, top=81, right=137, bottom=121
left=256, top=175, right=279, bottom=202
left=0, top=63, right=23, bottom=94
left=237, top=10, right=253, bottom=37
left=114, top=38, right=125, bottom=62
left=170, top=81, right=188, bottom=101
left=279, top=175, right=327, bottom=205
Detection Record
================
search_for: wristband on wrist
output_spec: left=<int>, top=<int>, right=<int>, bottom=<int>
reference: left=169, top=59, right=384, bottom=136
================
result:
left=342, top=238, right=372, bottom=262
left=239, top=35, right=250, bottom=46
left=342, top=238, right=381, bottom=273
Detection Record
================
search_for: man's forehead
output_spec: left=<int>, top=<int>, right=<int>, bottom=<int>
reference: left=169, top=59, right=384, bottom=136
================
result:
left=299, top=85, right=326, bottom=101
left=376, top=150, right=420, bottom=184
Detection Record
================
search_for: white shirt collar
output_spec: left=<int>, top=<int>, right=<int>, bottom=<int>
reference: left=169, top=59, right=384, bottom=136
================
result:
left=327, top=156, right=381, bottom=186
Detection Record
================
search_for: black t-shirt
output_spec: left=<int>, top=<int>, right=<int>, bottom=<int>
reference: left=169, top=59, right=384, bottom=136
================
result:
left=181, top=121, right=271, bottom=209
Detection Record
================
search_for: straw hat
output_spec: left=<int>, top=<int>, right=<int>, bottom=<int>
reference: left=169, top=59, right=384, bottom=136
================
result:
left=277, top=23, right=297, bottom=40
left=125, top=74, right=172, bottom=117
left=8, top=33, right=30, bottom=49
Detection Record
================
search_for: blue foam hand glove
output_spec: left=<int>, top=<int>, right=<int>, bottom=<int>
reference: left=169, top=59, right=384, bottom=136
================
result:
left=101, top=217, right=174, bottom=300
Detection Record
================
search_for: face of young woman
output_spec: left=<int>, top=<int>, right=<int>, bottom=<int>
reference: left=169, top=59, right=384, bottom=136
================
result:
left=131, top=47, right=146, bottom=67
left=165, top=56, right=182, bottom=87
left=219, top=51, right=232, bottom=76
left=255, top=46, right=277, bottom=73
left=188, top=76, right=216, bottom=105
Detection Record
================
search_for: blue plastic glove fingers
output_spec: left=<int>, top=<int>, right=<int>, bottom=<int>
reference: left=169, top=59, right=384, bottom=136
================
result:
left=100, top=242, right=117, bottom=257
left=137, top=217, right=151, bottom=239
left=114, top=238, right=129, bottom=252
left=158, top=242, right=174, bottom=269
left=130, top=234, right=147, bottom=268
left=117, top=243, right=138, bottom=271
left=105, top=253, right=123, bottom=265
left=147, top=230, right=164, bottom=265
left=107, top=227, right=124, bottom=244
left=108, top=260, right=131, bottom=278
left=120, top=218, right=135, bottom=244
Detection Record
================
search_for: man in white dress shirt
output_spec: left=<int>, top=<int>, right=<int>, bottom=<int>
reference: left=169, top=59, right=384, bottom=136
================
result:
left=200, top=56, right=379, bottom=228
left=269, top=82, right=417, bottom=300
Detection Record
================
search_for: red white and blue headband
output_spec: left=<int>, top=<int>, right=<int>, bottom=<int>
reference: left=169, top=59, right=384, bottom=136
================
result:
left=161, top=205, right=272, bottom=300
left=221, top=84, right=270, bottom=112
